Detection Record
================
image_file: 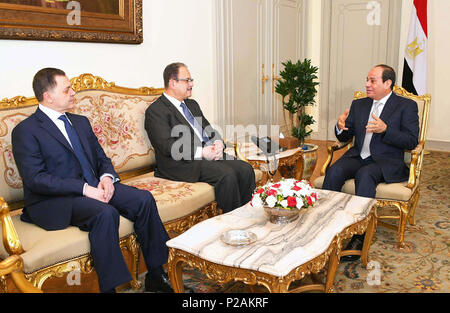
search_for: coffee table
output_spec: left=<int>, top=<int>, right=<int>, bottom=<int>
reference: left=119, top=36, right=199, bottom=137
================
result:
left=166, top=190, right=377, bottom=293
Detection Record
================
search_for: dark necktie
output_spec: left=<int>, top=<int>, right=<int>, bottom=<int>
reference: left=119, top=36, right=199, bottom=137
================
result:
left=180, top=102, right=210, bottom=143
left=58, top=115, right=99, bottom=187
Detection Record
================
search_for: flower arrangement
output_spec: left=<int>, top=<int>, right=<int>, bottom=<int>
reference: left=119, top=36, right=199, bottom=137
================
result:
left=251, top=178, right=318, bottom=211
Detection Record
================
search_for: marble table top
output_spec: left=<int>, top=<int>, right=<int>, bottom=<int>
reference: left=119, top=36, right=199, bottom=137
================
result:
left=166, top=190, right=376, bottom=277
left=238, top=142, right=302, bottom=161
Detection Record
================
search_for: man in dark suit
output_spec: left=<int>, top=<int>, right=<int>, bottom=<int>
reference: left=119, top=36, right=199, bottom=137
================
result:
left=12, top=68, right=174, bottom=293
left=145, top=63, right=256, bottom=213
left=322, top=64, right=419, bottom=261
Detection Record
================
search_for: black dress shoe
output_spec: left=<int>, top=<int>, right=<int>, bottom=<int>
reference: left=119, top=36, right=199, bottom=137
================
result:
left=145, top=272, right=174, bottom=293
left=340, top=235, right=364, bottom=262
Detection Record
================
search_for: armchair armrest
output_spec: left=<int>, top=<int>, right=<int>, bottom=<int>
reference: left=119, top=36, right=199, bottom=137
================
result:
left=0, top=254, right=42, bottom=293
left=320, top=140, right=352, bottom=176
left=223, top=139, right=250, bottom=163
left=0, top=197, right=24, bottom=255
left=406, top=141, right=424, bottom=189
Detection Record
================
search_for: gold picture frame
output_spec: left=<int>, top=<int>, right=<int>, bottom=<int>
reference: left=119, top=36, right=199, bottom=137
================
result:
left=0, top=0, right=142, bottom=44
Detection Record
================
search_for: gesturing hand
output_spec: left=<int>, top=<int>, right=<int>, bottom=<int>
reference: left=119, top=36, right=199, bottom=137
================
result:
left=366, top=114, right=387, bottom=134
left=337, top=109, right=350, bottom=131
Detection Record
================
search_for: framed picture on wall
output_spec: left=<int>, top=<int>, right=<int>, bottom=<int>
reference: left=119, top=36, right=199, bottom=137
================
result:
left=0, top=0, right=142, bottom=44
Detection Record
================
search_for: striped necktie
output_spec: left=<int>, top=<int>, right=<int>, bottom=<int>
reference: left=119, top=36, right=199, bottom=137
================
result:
left=180, top=102, right=210, bottom=143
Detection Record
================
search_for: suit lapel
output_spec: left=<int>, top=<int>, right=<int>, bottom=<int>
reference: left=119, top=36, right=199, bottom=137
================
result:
left=66, top=113, right=95, bottom=166
left=35, top=108, right=73, bottom=152
left=161, top=94, right=194, bottom=130
left=379, top=92, right=397, bottom=122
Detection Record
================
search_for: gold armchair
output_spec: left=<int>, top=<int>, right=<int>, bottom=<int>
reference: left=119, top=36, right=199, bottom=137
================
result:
left=313, top=86, right=431, bottom=247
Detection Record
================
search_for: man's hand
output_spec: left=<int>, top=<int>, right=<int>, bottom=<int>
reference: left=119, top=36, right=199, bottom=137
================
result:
left=97, top=176, right=115, bottom=203
left=84, top=185, right=107, bottom=203
left=212, top=140, right=224, bottom=160
left=202, top=145, right=217, bottom=160
left=366, top=114, right=387, bottom=133
left=337, top=108, right=350, bottom=131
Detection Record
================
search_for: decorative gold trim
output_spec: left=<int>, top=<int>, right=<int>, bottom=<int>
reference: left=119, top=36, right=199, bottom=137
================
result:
left=70, top=74, right=164, bottom=95
left=164, top=202, right=221, bottom=238
left=0, top=73, right=163, bottom=110
left=0, top=197, right=24, bottom=255
left=25, top=234, right=140, bottom=290
left=0, top=255, right=42, bottom=293
left=168, top=207, right=376, bottom=293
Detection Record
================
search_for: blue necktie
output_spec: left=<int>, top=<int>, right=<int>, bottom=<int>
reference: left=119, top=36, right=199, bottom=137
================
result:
left=59, top=115, right=99, bottom=187
left=180, top=102, right=210, bottom=143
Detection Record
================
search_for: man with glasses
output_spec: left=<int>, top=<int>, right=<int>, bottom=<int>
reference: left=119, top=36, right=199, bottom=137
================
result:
left=144, top=62, right=256, bottom=214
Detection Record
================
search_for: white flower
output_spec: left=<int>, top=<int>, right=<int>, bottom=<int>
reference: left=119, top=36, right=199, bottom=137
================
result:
left=296, top=198, right=304, bottom=209
left=251, top=195, right=263, bottom=208
left=280, top=200, right=288, bottom=208
left=265, top=195, right=277, bottom=208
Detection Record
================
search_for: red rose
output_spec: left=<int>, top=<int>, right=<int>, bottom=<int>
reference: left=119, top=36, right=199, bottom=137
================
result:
left=266, top=189, right=277, bottom=196
left=307, top=196, right=313, bottom=205
left=272, top=183, right=281, bottom=188
left=256, top=188, right=264, bottom=194
left=293, top=185, right=301, bottom=191
left=287, top=196, right=297, bottom=207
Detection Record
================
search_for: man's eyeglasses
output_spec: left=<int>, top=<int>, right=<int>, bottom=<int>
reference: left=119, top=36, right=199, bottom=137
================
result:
left=176, top=78, right=194, bottom=83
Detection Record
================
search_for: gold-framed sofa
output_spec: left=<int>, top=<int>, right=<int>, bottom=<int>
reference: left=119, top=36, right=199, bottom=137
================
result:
left=0, top=74, right=262, bottom=292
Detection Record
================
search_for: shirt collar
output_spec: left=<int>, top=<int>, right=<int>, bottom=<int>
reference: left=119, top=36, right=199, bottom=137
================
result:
left=375, top=91, right=392, bottom=105
left=39, top=104, right=69, bottom=123
left=163, top=92, right=184, bottom=107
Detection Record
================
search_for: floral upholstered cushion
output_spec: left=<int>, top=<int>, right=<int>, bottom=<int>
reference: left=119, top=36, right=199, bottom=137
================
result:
left=0, top=105, right=37, bottom=203
left=72, top=91, right=159, bottom=173
left=122, top=172, right=215, bottom=223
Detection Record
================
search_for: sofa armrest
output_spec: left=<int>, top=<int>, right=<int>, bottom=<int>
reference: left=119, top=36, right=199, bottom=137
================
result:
left=320, top=140, right=352, bottom=176
left=0, top=254, right=42, bottom=293
left=0, top=197, right=24, bottom=255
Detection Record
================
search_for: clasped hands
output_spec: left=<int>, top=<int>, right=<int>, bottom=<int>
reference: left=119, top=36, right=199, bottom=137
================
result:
left=338, top=108, right=387, bottom=133
left=84, top=176, right=115, bottom=203
left=202, top=140, right=225, bottom=161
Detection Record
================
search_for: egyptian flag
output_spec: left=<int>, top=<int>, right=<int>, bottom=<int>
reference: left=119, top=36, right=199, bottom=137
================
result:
left=402, top=0, right=427, bottom=95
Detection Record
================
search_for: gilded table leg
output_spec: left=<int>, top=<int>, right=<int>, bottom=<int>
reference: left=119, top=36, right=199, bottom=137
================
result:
left=361, top=213, right=376, bottom=267
left=324, top=244, right=339, bottom=293
left=167, top=249, right=184, bottom=293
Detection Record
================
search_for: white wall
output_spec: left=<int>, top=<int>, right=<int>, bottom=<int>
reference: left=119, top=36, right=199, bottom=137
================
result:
left=0, top=0, right=217, bottom=122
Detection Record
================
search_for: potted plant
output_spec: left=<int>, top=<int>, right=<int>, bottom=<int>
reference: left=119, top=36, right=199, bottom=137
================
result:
left=275, top=59, right=320, bottom=180
left=275, top=58, right=319, bottom=147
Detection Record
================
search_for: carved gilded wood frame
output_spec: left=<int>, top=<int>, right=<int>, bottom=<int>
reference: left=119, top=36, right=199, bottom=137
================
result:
left=0, top=0, right=142, bottom=44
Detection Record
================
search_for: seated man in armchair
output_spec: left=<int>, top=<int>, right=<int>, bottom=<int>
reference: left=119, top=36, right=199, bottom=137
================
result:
left=322, top=64, right=419, bottom=261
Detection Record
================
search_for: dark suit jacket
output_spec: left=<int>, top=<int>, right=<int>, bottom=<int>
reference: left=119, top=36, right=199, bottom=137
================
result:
left=144, top=95, right=223, bottom=182
left=336, top=92, right=419, bottom=183
left=12, top=108, right=119, bottom=230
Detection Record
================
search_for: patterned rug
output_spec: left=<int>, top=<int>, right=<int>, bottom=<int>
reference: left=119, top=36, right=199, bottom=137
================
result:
left=125, top=150, right=449, bottom=293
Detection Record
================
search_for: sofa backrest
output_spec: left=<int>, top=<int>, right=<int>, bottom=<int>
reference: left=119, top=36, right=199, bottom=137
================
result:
left=0, top=73, right=162, bottom=205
